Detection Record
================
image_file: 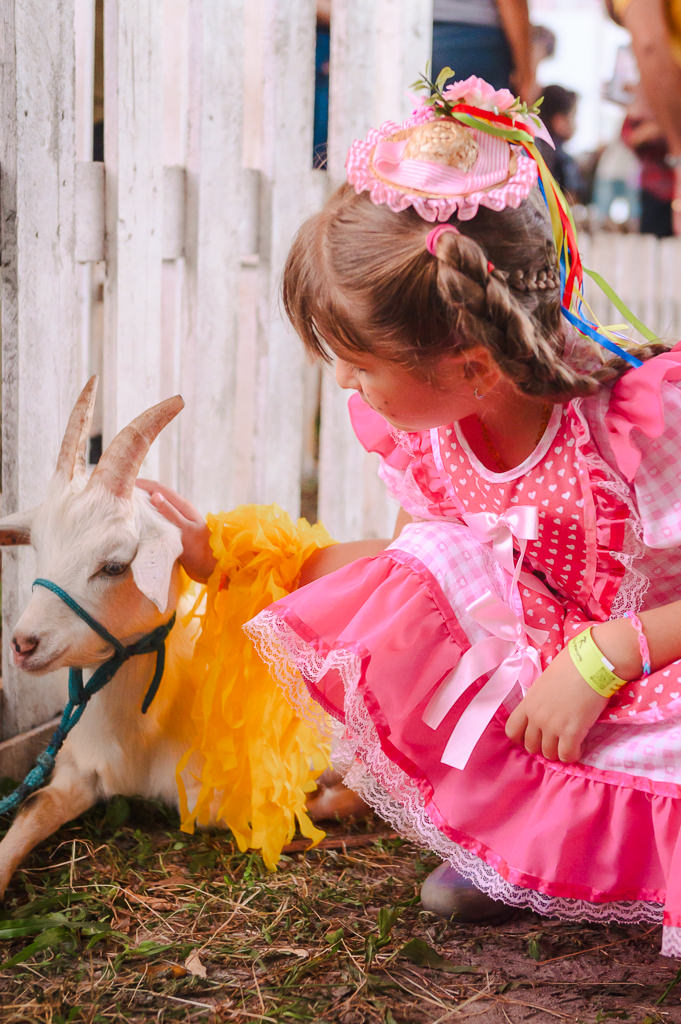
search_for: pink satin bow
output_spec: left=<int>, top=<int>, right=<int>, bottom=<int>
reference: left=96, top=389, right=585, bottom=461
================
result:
left=422, top=589, right=548, bottom=770
left=463, top=506, right=538, bottom=584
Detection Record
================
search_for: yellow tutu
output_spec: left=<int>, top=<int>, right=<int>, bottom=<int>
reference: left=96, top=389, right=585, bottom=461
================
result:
left=174, top=504, right=335, bottom=869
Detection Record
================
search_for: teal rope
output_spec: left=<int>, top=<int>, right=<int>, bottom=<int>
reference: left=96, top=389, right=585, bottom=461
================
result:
left=0, top=579, right=176, bottom=817
left=33, top=578, right=125, bottom=657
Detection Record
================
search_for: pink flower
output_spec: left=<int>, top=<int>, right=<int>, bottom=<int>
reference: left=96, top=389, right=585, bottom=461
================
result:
left=442, top=76, right=515, bottom=112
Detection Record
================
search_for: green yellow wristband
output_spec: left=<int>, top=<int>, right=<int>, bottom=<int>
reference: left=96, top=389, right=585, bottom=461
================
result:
left=567, top=628, right=628, bottom=698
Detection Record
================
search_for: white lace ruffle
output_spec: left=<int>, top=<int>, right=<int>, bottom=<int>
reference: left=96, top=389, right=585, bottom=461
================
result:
left=245, top=610, right=664, bottom=930
left=243, top=610, right=353, bottom=737
left=662, top=925, right=681, bottom=958
left=572, top=397, right=649, bottom=617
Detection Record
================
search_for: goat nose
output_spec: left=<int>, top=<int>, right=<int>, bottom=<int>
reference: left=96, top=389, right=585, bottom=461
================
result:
left=12, top=633, right=39, bottom=656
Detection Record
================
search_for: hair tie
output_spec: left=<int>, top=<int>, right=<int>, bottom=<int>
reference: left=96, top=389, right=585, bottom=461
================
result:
left=426, top=223, right=495, bottom=274
left=425, top=224, right=459, bottom=256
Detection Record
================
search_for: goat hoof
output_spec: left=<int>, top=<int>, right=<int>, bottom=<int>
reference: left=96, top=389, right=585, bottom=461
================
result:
left=306, top=768, right=371, bottom=822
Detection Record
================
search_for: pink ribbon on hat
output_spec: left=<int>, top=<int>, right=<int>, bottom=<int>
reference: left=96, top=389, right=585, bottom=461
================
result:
left=372, top=131, right=511, bottom=197
left=422, top=589, right=547, bottom=769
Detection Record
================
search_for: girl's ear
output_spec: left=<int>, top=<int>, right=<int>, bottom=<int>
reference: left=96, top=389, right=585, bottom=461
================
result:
left=441, top=346, right=502, bottom=393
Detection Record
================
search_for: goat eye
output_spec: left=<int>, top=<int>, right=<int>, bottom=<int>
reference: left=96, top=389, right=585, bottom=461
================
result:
left=99, top=561, right=129, bottom=578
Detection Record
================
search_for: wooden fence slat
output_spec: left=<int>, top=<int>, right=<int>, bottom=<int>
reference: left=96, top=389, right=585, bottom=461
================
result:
left=75, top=0, right=98, bottom=435
left=658, top=238, right=681, bottom=342
left=253, top=0, right=318, bottom=518
left=0, top=0, right=83, bottom=736
left=317, top=0, right=430, bottom=541
left=102, top=0, right=166, bottom=476
left=176, top=0, right=248, bottom=513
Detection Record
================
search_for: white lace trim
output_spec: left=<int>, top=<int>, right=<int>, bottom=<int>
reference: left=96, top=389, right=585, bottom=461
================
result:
left=662, top=925, right=681, bottom=958
left=246, top=610, right=664, bottom=929
left=243, top=611, right=339, bottom=738
left=572, top=397, right=650, bottom=616
left=450, top=404, right=563, bottom=483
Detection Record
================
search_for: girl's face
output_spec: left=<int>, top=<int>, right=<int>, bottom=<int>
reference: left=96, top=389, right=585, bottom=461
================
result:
left=334, top=346, right=484, bottom=432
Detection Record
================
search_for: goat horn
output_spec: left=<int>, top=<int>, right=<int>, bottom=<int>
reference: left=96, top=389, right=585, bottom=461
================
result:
left=0, top=509, right=34, bottom=545
left=55, top=376, right=99, bottom=481
left=87, top=395, right=185, bottom=499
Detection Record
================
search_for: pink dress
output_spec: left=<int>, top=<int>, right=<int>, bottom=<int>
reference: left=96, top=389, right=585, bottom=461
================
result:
left=247, top=344, right=681, bottom=958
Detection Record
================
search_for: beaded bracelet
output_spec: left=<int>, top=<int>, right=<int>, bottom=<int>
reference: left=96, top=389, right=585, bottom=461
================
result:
left=624, top=610, right=651, bottom=677
left=567, top=628, right=628, bottom=698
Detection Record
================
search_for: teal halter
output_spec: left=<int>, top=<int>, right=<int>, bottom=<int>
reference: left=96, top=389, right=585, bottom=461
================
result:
left=0, top=578, right=176, bottom=817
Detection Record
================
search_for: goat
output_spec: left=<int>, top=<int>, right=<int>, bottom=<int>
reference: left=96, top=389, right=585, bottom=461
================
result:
left=0, top=378, right=365, bottom=897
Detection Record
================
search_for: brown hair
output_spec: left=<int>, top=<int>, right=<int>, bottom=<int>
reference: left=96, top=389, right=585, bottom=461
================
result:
left=282, top=182, right=663, bottom=398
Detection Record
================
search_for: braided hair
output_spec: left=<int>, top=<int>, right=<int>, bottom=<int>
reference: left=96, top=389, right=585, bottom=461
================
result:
left=283, top=183, right=665, bottom=398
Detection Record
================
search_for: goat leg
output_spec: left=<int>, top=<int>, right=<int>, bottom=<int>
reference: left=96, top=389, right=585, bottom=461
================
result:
left=0, top=759, right=98, bottom=898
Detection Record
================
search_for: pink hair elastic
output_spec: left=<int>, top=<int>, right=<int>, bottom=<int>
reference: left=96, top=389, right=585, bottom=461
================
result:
left=624, top=610, right=651, bottom=677
left=425, top=223, right=495, bottom=272
left=426, top=223, right=459, bottom=254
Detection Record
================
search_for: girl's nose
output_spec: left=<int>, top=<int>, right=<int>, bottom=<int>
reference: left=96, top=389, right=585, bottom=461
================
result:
left=335, top=358, right=359, bottom=390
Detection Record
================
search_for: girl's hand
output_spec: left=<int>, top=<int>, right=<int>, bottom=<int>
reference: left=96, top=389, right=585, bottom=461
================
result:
left=505, top=645, right=609, bottom=763
left=136, top=479, right=217, bottom=583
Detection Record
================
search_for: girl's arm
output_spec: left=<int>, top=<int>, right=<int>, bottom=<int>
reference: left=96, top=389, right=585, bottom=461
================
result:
left=299, top=508, right=412, bottom=585
left=506, top=602, right=681, bottom=762
left=496, top=0, right=534, bottom=102
left=298, top=538, right=390, bottom=586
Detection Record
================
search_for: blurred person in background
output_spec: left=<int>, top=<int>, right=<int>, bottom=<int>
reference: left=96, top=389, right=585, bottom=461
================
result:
left=431, top=0, right=535, bottom=101
left=621, top=82, right=674, bottom=237
left=536, top=85, right=586, bottom=205
left=529, top=23, right=556, bottom=99
left=606, top=0, right=681, bottom=234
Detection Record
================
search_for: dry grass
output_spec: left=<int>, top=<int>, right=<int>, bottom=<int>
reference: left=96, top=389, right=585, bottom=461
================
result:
left=0, top=795, right=680, bottom=1023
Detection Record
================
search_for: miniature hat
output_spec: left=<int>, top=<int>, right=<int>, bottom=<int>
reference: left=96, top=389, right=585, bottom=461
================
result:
left=346, top=73, right=552, bottom=222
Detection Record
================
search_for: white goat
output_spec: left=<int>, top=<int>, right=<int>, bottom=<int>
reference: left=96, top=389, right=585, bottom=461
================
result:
left=0, top=379, right=363, bottom=897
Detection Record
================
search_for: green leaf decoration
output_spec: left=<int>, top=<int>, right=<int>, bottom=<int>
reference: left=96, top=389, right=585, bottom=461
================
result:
left=434, top=65, right=456, bottom=93
left=450, top=112, right=534, bottom=145
left=584, top=268, right=657, bottom=343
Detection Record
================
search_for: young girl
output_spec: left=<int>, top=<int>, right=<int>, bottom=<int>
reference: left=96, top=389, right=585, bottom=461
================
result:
left=155, top=75, right=681, bottom=957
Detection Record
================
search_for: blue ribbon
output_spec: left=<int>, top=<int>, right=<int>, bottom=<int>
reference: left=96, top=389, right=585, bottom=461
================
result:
left=536, top=177, right=644, bottom=370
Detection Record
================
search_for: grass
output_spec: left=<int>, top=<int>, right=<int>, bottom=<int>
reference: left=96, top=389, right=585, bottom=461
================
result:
left=0, top=796, right=680, bottom=1023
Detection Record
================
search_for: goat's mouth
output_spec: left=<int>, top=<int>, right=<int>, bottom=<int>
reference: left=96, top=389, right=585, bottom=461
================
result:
left=13, top=646, right=68, bottom=673
left=15, top=645, right=116, bottom=674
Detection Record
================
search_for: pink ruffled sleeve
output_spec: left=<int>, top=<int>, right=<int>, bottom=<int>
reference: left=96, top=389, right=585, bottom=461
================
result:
left=348, top=393, right=412, bottom=470
left=347, top=394, right=463, bottom=521
left=605, top=343, right=681, bottom=548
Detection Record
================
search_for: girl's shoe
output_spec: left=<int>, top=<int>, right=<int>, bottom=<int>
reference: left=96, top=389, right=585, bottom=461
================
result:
left=420, top=862, right=518, bottom=922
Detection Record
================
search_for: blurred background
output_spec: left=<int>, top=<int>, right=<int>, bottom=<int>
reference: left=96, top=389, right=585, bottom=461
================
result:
left=529, top=0, right=639, bottom=232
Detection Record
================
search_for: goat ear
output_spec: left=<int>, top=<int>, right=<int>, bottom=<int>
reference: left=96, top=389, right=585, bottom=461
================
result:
left=131, top=521, right=183, bottom=612
left=0, top=509, right=34, bottom=546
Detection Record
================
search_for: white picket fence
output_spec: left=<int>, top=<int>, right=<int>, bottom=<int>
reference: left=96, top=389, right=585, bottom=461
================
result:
left=0, top=0, right=431, bottom=769
left=1, top=0, right=681, bottom=773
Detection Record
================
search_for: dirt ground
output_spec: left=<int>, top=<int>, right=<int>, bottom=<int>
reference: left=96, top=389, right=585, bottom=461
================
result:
left=0, top=798, right=680, bottom=1023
